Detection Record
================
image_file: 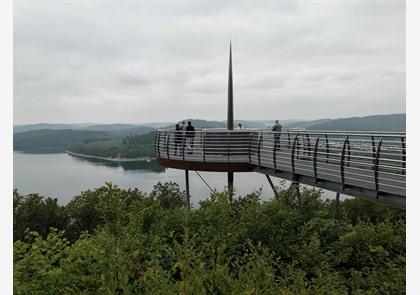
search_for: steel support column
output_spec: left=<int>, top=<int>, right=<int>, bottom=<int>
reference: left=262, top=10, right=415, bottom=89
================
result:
left=333, top=192, right=340, bottom=219
left=185, top=170, right=190, bottom=210
left=265, top=174, right=278, bottom=197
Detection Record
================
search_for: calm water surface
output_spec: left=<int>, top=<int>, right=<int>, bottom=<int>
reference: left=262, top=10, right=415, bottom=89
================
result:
left=14, top=152, right=342, bottom=206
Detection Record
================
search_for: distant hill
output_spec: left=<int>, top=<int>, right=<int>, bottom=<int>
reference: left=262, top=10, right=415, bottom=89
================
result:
left=13, top=126, right=155, bottom=153
left=306, top=114, right=405, bottom=132
left=104, top=127, right=155, bottom=139
left=80, top=124, right=139, bottom=131
left=283, top=119, right=332, bottom=129
left=13, top=123, right=86, bottom=133
left=14, top=129, right=110, bottom=153
left=164, top=119, right=266, bottom=129
left=165, top=119, right=226, bottom=129
left=14, top=122, right=173, bottom=134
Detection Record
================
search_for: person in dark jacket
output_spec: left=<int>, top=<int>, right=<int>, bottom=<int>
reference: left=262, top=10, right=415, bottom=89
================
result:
left=272, top=120, right=282, bottom=149
left=185, top=121, right=195, bottom=154
left=174, top=124, right=182, bottom=156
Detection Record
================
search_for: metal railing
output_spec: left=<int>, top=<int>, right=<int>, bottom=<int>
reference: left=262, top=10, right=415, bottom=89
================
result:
left=155, top=129, right=406, bottom=199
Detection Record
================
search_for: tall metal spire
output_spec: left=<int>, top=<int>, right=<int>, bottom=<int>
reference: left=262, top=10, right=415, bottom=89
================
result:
left=227, top=42, right=234, bottom=194
left=227, top=41, right=234, bottom=130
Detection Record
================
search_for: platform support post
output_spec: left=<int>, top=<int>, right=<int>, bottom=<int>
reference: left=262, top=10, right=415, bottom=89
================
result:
left=265, top=175, right=278, bottom=197
left=228, top=172, right=234, bottom=200
left=185, top=170, right=190, bottom=210
left=333, top=192, right=340, bottom=220
left=292, top=181, right=302, bottom=211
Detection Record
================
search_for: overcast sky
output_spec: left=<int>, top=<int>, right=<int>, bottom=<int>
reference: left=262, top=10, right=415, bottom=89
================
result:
left=14, top=0, right=405, bottom=124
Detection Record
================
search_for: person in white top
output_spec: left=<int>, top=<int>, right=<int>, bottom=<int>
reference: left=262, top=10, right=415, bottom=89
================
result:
left=236, top=122, right=244, bottom=130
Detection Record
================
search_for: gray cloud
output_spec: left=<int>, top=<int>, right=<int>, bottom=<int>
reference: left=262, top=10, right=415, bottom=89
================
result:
left=14, top=0, right=405, bottom=124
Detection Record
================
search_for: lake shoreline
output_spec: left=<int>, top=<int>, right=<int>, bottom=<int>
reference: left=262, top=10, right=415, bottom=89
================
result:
left=66, top=150, right=155, bottom=162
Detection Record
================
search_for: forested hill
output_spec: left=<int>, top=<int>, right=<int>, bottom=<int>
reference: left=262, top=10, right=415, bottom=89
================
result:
left=283, top=113, right=405, bottom=132
left=13, top=127, right=154, bottom=153
left=14, top=129, right=110, bottom=153
left=307, top=114, right=405, bottom=132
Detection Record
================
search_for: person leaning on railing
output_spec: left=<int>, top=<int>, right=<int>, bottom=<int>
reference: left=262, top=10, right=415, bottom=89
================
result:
left=272, top=120, right=282, bottom=149
left=185, top=121, right=195, bottom=154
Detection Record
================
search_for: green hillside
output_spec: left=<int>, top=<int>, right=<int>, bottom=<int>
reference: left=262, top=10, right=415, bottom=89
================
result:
left=283, top=119, right=332, bottom=129
left=68, top=132, right=155, bottom=159
left=13, top=126, right=155, bottom=153
left=81, top=124, right=140, bottom=131
left=307, top=114, right=405, bottom=132
left=13, top=123, right=90, bottom=133
left=14, top=129, right=110, bottom=153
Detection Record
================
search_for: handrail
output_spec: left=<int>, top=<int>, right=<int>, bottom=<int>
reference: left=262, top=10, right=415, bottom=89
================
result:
left=374, top=138, right=383, bottom=197
left=313, top=136, right=320, bottom=183
left=154, top=129, right=406, bottom=200
left=340, top=136, right=349, bottom=190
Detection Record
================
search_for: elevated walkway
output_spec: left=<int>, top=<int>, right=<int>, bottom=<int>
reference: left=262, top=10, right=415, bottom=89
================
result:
left=155, top=129, right=406, bottom=209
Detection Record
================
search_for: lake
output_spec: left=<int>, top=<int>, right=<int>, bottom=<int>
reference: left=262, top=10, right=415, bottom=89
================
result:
left=13, top=152, right=344, bottom=206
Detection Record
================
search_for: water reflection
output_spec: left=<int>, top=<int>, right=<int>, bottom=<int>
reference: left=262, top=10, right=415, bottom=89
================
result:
left=68, top=155, right=166, bottom=173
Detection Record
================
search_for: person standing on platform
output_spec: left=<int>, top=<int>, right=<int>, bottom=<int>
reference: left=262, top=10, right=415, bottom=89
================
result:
left=180, top=121, right=186, bottom=131
left=272, top=120, right=282, bottom=149
left=174, top=123, right=182, bottom=156
left=185, top=121, right=195, bottom=154
left=236, top=122, right=244, bottom=130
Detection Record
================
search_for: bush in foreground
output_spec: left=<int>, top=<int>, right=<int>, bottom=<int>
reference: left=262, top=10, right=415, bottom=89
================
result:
left=14, top=183, right=405, bottom=294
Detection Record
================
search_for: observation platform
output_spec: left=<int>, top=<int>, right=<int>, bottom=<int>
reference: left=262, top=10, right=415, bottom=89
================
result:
left=155, top=129, right=406, bottom=209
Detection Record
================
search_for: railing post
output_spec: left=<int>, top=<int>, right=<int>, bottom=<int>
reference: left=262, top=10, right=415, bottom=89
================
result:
left=313, top=136, right=320, bottom=183
left=166, top=132, right=170, bottom=159
left=374, top=138, right=383, bottom=198
left=401, top=136, right=406, bottom=175
left=248, top=132, right=253, bottom=164
left=202, top=131, right=206, bottom=163
left=291, top=134, right=299, bottom=180
left=305, top=133, right=310, bottom=159
left=257, top=131, right=263, bottom=166
left=296, top=134, right=300, bottom=160
left=325, top=134, right=329, bottom=164
left=227, top=131, right=231, bottom=164
left=340, top=136, right=349, bottom=190
left=273, top=132, right=278, bottom=169
left=287, top=130, right=290, bottom=148
left=371, top=136, right=376, bottom=165
left=346, top=137, right=351, bottom=167
left=156, top=131, right=161, bottom=158
left=182, top=132, right=186, bottom=161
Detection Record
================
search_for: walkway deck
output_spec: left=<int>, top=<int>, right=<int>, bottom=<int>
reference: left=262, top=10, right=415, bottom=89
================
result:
left=155, top=129, right=406, bottom=209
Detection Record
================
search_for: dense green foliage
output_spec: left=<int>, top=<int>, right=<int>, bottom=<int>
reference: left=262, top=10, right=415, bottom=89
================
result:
left=69, top=132, right=155, bottom=159
left=14, top=183, right=405, bottom=294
